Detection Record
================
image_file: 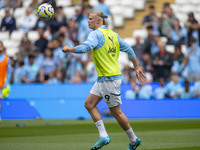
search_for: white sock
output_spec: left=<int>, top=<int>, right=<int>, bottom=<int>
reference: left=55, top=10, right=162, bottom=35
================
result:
left=95, top=120, right=108, bottom=138
left=125, top=128, right=137, bottom=144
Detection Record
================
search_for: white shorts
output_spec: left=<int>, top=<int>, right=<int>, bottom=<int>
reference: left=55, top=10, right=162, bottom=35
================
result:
left=90, top=79, right=122, bottom=107
left=0, top=88, right=2, bottom=99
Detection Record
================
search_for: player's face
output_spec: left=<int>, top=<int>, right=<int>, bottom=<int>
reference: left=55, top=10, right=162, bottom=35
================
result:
left=88, top=13, right=98, bottom=30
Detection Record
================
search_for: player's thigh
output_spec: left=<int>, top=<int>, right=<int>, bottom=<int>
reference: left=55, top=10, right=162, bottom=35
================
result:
left=85, top=93, right=102, bottom=109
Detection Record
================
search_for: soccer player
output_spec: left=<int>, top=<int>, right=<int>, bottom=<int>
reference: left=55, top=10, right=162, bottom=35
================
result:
left=63, top=10, right=146, bottom=150
left=0, top=41, right=11, bottom=120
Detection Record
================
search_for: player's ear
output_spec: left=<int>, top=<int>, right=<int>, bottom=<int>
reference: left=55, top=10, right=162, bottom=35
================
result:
left=96, top=18, right=100, bottom=24
left=98, top=18, right=102, bottom=24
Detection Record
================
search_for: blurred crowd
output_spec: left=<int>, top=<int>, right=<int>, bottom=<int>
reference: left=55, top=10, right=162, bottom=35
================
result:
left=125, top=2, right=200, bottom=99
left=126, top=74, right=200, bottom=99
left=0, top=0, right=112, bottom=84
left=0, top=0, right=200, bottom=98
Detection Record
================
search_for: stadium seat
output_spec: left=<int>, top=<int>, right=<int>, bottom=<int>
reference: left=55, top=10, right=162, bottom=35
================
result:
left=132, top=29, right=147, bottom=39
left=171, top=4, right=180, bottom=14
left=179, top=5, right=196, bottom=14
left=190, top=0, right=200, bottom=5
left=197, top=5, right=200, bottom=13
left=175, top=0, right=188, bottom=5
left=14, top=7, right=26, bottom=18
left=0, top=32, right=10, bottom=41
left=56, top=0, right=72, bottom=7
left=105, top=0, right=120, bottom=7
left=133, top=0, right=145, bottom=10
left=166, top=45, right=175, bottom=53
left=0, top=8, right=5, bottom=18
left=3, top=39, right=14, bottom=48
left=113, top=15, right=124, bottom=27
left=6, top=47, right=19, bottom=57
left=15, top=17, right=22, bottom=28
left=175, top=13, right=188, bottom=23
left=2, top=40, right=20, bottom=48
left=63, top=7, right=77, bottom=19
left=27, top=31, right=39, bottom=42
left=23, top=0, right=32, bottom=7
left=110, top=6, right=124, bottom=15
left=120, top=0, right=135, bottom=7
left=123, top=37, right=136, bottom=47
left=10, top=30, right=24, bottom=41
left=194, top=13, right=200, bottom=22
left=122, top=7, right=135, bottom=19
left=89, top=0, right=98, bottom=7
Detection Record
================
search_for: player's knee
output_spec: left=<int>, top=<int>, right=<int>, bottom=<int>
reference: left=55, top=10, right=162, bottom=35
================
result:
left=84, top=101, right=92, bottom=110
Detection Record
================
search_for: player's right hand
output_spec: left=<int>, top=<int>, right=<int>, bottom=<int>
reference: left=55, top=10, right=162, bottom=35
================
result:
left=62, top=45, right=70, bottom=53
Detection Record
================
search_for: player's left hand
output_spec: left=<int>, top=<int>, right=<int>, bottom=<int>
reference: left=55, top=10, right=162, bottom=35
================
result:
left=135, top=67, right=146, bottom=84
left=62, top=45, right=70, bottom=53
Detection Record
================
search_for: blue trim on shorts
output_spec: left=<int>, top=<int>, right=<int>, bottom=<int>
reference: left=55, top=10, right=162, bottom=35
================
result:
left=110, top=92, right=121, bottom=96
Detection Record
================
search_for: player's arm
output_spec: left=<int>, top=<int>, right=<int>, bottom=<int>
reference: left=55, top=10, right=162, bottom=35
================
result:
left=116, top=33, right=146, bottom=84
left=63, top=31, right=99, bottom=53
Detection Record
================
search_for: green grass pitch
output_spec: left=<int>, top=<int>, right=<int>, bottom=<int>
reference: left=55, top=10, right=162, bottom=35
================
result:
left=0, top=119, right=200, bottom=150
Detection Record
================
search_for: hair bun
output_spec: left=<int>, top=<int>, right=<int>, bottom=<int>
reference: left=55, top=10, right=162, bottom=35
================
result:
left=104, top=15, right=108, bottom=19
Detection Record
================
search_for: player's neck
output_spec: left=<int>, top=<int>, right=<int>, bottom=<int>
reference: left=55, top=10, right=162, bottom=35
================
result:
left=95, top=24, right=103, bottom=30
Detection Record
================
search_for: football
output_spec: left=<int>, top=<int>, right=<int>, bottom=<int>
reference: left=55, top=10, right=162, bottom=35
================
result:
left=37, top=3, right=54, bottom=20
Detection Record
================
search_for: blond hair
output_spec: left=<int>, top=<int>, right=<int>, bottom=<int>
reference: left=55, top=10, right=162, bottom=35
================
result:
left=92, top=10, right=108, bottom=27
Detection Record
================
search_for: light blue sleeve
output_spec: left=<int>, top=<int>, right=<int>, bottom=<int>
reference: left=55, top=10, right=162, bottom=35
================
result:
left=75, top=31, right=99, bottom=53
left=4, top=58, right=11, bottom=88
left=116, top=33, right=136, bottom=59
